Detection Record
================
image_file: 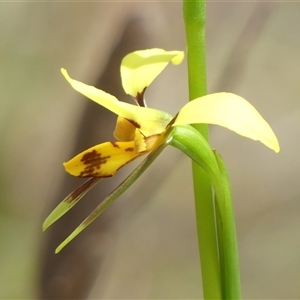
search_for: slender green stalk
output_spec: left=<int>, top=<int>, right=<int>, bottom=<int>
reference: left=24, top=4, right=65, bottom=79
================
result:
left=183, top=1, right=222, bottom=298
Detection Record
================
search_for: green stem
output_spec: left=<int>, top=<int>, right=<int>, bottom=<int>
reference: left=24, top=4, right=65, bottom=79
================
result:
left=183, top=0, right=222, bottom=298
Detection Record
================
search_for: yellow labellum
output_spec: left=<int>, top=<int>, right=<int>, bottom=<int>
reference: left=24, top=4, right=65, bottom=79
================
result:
left=174, top=92, right=280, bottom=153
left=64, top=141, right=141, bottom=178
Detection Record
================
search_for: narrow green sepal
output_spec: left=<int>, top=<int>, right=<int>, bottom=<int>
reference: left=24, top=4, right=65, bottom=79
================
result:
left=43, top=177, right=101, bottom=231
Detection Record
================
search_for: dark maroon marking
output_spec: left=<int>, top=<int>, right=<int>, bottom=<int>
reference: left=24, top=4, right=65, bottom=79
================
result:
left=134, top=87, right=147, bottom=107
left=66, top=177, right=100, bottom=204
left=79, top=150, right=110, bottom=177
left=167, top=113, right=178, bottom=127
left=110, top=142, right=120, bottom=148
left=125, top=147, right=134, bottom=152
left=128, top=119, right=141, bottom=129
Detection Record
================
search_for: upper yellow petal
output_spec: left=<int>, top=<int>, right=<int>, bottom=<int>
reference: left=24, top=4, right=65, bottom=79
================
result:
left=121, top=48, right=184, bottom=98
left=61, top=68, right=173, bottom=137
left=64, top=141, right=142, bottom=178
left=174, top=93, right=280, bottom=153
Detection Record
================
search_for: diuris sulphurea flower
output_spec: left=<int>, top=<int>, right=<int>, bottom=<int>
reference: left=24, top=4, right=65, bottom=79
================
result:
left=43, top=48, right=279, bottom=253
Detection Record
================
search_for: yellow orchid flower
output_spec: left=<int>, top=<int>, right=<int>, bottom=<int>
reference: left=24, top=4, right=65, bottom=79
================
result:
left=60, top=49, right=186, bottom=178
left=44, top=48, right=279, bottom=252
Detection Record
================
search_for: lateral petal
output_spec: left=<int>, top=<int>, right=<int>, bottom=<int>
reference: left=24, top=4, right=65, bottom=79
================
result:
left=113, top=116, right=136, bottom=141
left=121, top=48, right=184, bottom=98
left=64, top=141, right=142, bottom=178
left=61, top=68, right=173, bottom=136
left=174, top=93, right=280, bottom=152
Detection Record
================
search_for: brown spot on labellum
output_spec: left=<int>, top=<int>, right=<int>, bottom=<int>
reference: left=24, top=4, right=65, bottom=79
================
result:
left=79, top=150, right=110, bottom=177
left=110, top=142, right=120, bottom=148
left=125, top=147, right=134, bottom=152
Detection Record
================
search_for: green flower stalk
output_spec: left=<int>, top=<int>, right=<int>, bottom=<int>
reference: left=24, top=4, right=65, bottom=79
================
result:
left=183, top=0, right=239, bottom=297
left=182, top=0, right=229, bottom=296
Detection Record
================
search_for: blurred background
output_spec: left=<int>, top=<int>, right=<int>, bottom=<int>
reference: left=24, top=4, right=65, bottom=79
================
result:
left=0, top=1, right=299, bottom=299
